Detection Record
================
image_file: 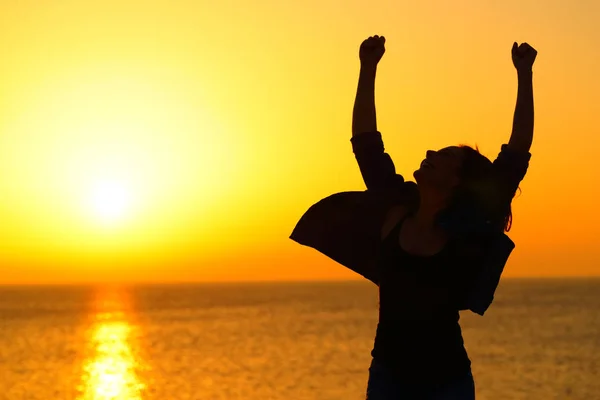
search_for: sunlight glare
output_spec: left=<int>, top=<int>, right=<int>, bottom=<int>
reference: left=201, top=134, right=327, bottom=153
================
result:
left=78, top=292, right=145, bottom=400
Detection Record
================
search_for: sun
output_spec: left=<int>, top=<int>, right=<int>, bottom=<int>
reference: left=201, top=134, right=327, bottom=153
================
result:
left=87, top=180, right=133, bottom=225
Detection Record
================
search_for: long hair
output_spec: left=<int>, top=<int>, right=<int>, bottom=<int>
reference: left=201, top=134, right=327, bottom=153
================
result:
left=438, top=145, right=513, bottom=233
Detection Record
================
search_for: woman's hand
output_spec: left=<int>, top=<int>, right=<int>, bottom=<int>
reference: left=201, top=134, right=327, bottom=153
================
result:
left=359, top=35, right=386, bottom=68
left=512, top=42, right=537, bottom=73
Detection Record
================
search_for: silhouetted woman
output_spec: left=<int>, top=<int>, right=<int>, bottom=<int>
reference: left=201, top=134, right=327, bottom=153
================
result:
left=290, top=35, right=536, bottom=399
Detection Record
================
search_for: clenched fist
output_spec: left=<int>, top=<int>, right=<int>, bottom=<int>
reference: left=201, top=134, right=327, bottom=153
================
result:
left=512, top=42, right=537, bottom=73
left=359, top=35, right=386, bottom=67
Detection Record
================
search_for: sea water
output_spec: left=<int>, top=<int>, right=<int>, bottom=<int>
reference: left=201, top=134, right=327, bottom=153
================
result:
left=0, top=279, right=598, bottom=400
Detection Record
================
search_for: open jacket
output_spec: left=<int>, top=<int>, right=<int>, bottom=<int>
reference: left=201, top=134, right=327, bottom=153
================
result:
left=289, top=132, right=531, bottom=316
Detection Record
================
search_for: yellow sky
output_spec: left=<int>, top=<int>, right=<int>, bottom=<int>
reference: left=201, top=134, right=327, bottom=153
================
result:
left=0, top=0, right=599, bottom=283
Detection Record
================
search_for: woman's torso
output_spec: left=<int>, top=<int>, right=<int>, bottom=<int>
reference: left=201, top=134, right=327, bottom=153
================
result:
left=371, top=211, right=472, bottom=384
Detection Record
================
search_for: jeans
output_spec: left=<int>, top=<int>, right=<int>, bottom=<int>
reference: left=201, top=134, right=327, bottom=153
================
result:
left=366, top=359, right=476, bottom=400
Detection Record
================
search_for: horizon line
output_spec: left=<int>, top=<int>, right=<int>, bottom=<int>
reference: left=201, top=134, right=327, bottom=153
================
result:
left=1, top=276, right=599, bottom=287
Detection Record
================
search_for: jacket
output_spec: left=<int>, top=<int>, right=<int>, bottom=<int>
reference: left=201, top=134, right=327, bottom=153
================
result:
left=289, top=132, right=530, bottom=316
left=289, top=190, right=514, bottom=316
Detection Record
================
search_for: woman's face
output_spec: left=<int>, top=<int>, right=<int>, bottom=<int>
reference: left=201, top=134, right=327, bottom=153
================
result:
left=413, top=146, right=465, bottom=194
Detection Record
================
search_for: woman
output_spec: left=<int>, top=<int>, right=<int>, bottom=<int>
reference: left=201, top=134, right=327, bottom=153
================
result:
left=290, top=35, right=536, bottom=399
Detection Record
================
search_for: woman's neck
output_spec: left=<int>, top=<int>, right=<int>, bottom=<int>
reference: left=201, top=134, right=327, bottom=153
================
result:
left=401, top=199, right=449, bottom=256
left=412, top=205, right=441, bottom=229
left=413, top=189, right=448, bottom=229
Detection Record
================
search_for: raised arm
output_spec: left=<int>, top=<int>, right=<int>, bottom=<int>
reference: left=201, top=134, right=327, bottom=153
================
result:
left=508, top=42, right=537, bottom=153
left=351, top=36, right=403, bottom=191
left=352, top=35, right=384, bottom=137
left=489, top=43, right=537, bottom=230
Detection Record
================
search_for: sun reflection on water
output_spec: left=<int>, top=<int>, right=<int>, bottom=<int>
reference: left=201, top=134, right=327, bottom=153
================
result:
left=78, top=291, right=145, bottom=400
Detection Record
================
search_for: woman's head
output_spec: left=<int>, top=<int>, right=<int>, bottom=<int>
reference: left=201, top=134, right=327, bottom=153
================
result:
left=413, top=145, right=513, bottom=232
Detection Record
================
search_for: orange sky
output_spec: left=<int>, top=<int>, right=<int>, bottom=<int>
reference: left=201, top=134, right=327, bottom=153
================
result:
left=0, top=0, right=599, bottom=283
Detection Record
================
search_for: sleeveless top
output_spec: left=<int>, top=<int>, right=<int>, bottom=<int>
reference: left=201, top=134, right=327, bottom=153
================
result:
left=371, top=214, right=472, bottom=384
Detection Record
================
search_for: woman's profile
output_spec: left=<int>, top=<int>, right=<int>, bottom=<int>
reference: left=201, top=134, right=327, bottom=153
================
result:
left=290, top=35, right=537, bottom=399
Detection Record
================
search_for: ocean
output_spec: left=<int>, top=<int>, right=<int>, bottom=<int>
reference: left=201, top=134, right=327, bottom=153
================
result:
left=0, top=279, right=598, bottom=400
